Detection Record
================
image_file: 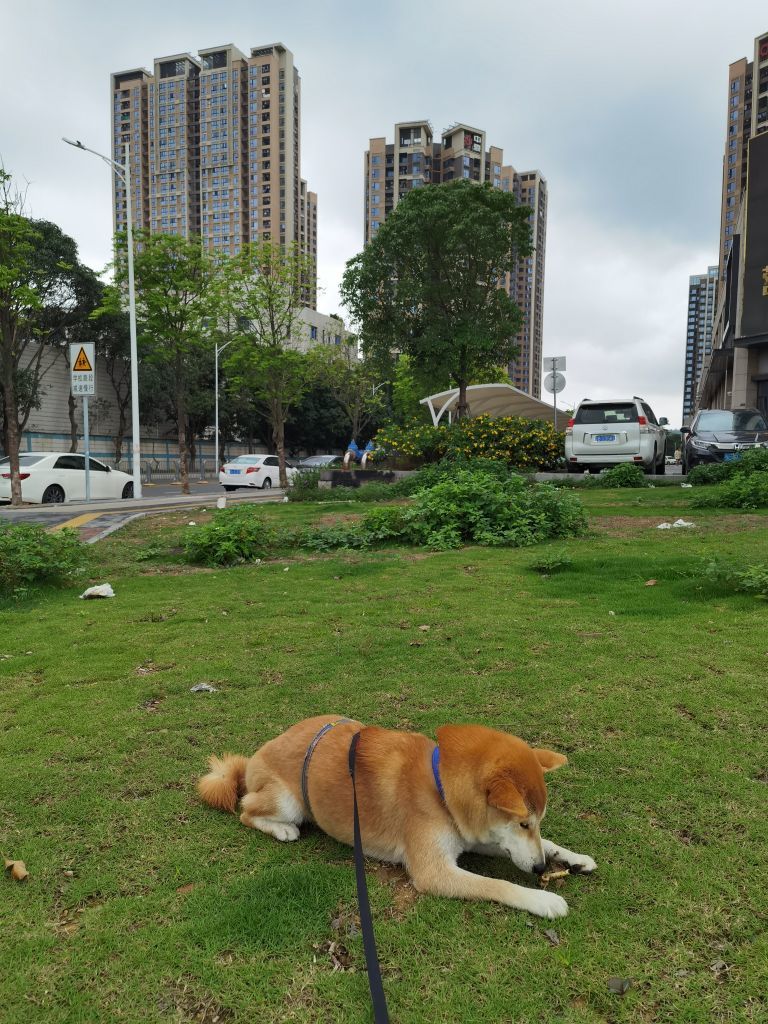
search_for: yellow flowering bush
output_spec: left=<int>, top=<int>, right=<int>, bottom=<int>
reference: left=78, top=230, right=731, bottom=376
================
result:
left=373, top=415, right=564, bottom=470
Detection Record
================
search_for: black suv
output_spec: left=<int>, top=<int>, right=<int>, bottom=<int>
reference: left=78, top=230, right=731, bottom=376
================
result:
left=681, top=408, right=768, bottom=473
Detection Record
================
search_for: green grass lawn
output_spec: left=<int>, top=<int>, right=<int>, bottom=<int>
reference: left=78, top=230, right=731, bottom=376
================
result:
left=2, top=489, right=768, bottom=1023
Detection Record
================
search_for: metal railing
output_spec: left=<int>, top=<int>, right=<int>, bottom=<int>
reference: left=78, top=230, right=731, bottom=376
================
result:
left=113, top=459, right=219, bottom=483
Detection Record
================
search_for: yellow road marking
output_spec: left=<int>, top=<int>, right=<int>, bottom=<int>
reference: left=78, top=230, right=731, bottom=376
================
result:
left=49, top=513, right=102, bottom=533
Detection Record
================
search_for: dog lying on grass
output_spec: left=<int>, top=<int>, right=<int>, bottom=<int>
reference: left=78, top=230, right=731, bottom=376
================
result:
left=198, top=716, right=596, bottom=919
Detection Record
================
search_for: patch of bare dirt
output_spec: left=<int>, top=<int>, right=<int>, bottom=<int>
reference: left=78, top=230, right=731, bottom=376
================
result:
left=316, top=512, right=364, bottom=527
left=592, top=516, right=681, bottom=536
left=373, top=863, right=420, bottom=920
left=158, top=978, right=233, bottom=1023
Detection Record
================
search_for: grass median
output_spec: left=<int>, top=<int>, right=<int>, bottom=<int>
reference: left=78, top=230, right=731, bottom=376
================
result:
left=2, top=488, right=767, bottom=1022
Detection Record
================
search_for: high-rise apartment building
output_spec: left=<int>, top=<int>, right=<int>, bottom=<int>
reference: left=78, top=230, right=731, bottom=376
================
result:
left=699, top=29, right=768, bottom=417
left=717, top=32, right=768, bottom=281
left=682, top=266, right=718, bottom=422
left=364, top=121, right=547, bottom=397
left=111, top=42, right=317, bottom=307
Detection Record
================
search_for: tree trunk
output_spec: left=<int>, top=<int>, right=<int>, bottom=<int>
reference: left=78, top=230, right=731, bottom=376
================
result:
left=273, top=398, right=288, bottom=488
left=68, top=393, right=79, bottom=452
left=0, top=346, right=23, bottom=506
left=113, top=403, right=127, bottom=466
left=176, top=373, right=189, bottom=495
left=456, top=379, right=470, bottom=420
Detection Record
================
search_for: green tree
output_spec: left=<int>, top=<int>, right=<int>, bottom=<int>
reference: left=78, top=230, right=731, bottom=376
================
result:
left=89, top=307, right=132, bottom=464
left=285, top=384, right=351, bottom=454
left=224, top=241, right=318, bottom=487
left=108, top=231, right=225, bottom=494
left=313, top=339, right=386, bottom=443
left=0, top=168, right=101, bottom=504
left=341, top=179, right=531, bottom=419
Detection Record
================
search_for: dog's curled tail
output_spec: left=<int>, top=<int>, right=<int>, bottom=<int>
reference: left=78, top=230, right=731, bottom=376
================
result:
left=197, top=753, right=248, bottom=813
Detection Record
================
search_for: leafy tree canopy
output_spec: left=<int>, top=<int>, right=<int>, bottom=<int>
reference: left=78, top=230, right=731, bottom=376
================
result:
left=341, top=179, right=532, bottom=418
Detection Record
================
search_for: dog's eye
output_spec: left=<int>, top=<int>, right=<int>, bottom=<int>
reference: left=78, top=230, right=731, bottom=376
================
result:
left=520, top=822, right=530, bottom=830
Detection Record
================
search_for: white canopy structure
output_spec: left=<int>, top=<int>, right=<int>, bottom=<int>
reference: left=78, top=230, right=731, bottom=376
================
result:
left=420, top=383, right=563, bottom=426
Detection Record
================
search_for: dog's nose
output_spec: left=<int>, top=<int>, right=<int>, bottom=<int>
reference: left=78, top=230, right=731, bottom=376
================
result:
left=532, top=861, right=548, bottom=876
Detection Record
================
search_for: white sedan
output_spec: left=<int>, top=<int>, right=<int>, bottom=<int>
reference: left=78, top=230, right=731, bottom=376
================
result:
left=219, top=454, right=296, bottom=490
left=0, top=452, right=134, bottom=504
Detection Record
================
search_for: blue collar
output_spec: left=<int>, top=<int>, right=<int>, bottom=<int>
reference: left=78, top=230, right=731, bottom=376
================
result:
left=431, top=745, right=446, bottom=803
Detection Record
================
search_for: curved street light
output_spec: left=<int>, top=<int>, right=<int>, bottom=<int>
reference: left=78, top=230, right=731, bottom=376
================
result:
left=62, top=137, right=142, bottom=499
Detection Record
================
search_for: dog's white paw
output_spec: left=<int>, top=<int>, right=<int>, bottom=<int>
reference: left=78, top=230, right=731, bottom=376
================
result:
left=523, top=890, right=569, bottom=920
left=567, top=853, right=597, bottom=874
left=271, top=822, right=300, bottom=842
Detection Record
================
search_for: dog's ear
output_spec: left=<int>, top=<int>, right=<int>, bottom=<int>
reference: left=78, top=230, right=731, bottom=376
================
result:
left=533, top=748, right=568, bottom=773
left=487, top=777, right=528, bottom=818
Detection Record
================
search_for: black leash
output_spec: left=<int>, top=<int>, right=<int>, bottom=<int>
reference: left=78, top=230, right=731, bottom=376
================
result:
left=348, top=730, right=390, bottom=1024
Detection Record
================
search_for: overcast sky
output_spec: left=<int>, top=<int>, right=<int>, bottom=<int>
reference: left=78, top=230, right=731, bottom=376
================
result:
left=2, top=1, right=766, bottom=425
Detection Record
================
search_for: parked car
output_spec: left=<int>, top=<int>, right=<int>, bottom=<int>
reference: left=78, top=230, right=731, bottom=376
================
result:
left=565, top=397, right=668, bottom=474
left=219, top=454, right=296, bottom=490
left=681, top=408, right=768, bottom=473
left=0, top=452, right=134, bottom=504
left=294, top=454, right=343, bottom=471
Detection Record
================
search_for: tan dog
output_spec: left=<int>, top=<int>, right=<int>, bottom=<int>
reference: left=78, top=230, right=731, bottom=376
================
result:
left=198, top=716, right=596, bottom=919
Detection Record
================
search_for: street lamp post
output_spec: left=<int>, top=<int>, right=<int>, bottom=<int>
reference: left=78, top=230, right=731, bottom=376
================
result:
left=214, top=339, right=234, bottom=473
left=63, top=137, right=142, bottom=499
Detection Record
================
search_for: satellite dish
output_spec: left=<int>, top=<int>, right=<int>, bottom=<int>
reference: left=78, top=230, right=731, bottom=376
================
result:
left=544, top=371, right=566, bottom=394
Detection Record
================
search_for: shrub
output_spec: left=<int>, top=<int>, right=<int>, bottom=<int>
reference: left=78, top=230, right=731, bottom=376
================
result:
left=691, top=471, right=768, bottom=510
left=600, top=464, right=648, bottom=488
left=286, top=468, right=322, bottom=501
left=286, top=524, right=369, bottom=552
left=358, top=505, right=410, bottom=544
left=0, top=523, right=89, bottom=597
left=692, top=558, right=768, bottom=598
left=686, top=448, right=768, bottom=487
left=527, top=551, right=574, bottom=575
left=399, top=470, right=587, bottom=551
left=732, top=563, right=768, bottom=596
left=686, top=463, right=734, bottom=486
left=391, top=457, right=525, bottom=497
left=733, top=447, right=768, bottom=476
left=184, top=506, right=278, bottom=565
left=373, top=414, right=564, bottom=471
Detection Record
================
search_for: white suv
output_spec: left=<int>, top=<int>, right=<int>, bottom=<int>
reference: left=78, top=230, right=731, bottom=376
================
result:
left=565, top=397, right=668, bottom=474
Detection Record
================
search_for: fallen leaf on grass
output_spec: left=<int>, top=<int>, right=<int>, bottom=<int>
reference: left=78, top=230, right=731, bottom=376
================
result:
left=313, top=940, right=355, bottom=972
left=176, top=883, right=195, bottom=895
left=607, top=977, right=631, bottom=995
left=644, top=579, right=658, bottom=587
left=543, top=928, right=560, bottom=946
left=330, top=904, right=360, bottom=937
left=418, top=624, right=431, bottom=632
left=4, top=859, right=29, bottom=882
left=710, top=960, right=733, bottom=982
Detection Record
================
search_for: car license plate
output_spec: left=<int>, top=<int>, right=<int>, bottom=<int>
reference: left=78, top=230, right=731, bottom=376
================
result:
left=723, top=453, right=740, bottom=462
left=230, top=469, right=241, bottom=474
left=594, top=434, right=617, bottom=443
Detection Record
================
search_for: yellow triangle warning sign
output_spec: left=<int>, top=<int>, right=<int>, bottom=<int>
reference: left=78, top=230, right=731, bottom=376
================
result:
left=73, top=347, right=93, bottom=372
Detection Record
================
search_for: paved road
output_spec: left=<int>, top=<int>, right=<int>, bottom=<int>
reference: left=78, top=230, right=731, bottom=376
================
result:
left=0, top=483, right=286, bottom=542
